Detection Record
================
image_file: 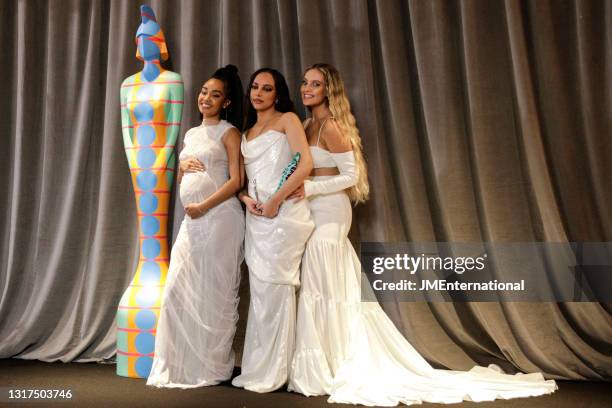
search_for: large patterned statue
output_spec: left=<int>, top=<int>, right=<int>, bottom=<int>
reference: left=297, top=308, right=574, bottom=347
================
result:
left=117, top=5, right=183, bottom=378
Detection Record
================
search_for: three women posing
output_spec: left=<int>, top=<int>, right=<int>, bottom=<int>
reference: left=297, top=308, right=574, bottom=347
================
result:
left=148, top=63, right=556, bottom=405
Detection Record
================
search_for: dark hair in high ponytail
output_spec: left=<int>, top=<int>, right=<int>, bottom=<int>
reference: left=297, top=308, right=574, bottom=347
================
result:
left=243, top=68, right=295, bottom=130
left=210, top=64, right=244, bottom=130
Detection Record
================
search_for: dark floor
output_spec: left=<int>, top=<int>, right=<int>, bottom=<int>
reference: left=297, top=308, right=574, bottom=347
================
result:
left=0, top=359, right=609, bottom=408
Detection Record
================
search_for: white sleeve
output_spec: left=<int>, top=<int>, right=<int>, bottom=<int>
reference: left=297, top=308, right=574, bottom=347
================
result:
left=304, top=151, right=357, bottom=197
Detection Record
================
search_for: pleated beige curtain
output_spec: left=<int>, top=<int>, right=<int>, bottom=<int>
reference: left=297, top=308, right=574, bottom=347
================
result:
left=0, top=0, right=610, bottom=380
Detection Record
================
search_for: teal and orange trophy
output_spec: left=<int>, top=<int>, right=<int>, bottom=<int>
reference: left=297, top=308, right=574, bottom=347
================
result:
left=117, top=5, right=183, bottom=378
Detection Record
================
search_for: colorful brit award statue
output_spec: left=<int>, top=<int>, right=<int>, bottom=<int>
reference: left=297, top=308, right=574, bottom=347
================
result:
left=116, top=5, right=183, bottom=378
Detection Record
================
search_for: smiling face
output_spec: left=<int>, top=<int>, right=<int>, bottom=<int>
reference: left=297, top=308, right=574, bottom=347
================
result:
left=198, top=78, right=228, bottom=118
left=249, top=72, right=277, bottom=111
left=301, top=68, right=326, bottom=108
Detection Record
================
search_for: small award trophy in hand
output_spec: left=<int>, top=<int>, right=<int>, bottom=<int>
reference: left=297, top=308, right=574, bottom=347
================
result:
left=275, top=152, right=301, bottom=192
left=253, top=152, right=301, bottom=208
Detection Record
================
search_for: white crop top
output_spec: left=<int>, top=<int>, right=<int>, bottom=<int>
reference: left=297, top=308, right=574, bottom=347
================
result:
left=303, top=118, right=358, bottom=197
left=311, top=145, right=336, bottom=168
left=307, top=117, right=340, bottom=168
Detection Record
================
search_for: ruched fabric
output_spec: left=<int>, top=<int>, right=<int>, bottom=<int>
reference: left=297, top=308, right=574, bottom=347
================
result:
left=232, top=130, right=314, bottom=393
left=289, top=155, right=557, bottom=405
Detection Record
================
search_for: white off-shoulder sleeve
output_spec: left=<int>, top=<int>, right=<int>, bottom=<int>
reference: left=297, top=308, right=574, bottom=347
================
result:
left=304, top=151, right=357, bottom=197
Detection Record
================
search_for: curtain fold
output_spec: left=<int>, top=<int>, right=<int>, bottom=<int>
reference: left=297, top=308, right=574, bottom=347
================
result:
left=0, top=0, right=609, bottom=380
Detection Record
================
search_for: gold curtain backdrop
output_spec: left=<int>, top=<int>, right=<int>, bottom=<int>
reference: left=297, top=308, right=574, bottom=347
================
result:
left=0, top=0, right=610, bottom=380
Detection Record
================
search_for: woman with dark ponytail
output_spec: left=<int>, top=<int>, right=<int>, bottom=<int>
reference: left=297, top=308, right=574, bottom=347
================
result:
left=147, top=65, right=245, bottom=388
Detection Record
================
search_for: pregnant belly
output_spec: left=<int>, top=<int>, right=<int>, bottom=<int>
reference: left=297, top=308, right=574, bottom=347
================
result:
left=180, top=172, right=217, bottom=205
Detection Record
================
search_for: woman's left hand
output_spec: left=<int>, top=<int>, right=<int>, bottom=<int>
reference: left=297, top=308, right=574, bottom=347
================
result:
left=257, top=198, right=281, bottom=218
left=185, top=202, right=207, bottom=219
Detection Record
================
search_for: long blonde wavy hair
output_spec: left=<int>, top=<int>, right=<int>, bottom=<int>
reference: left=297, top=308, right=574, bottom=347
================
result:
left=305, top=63, right=369, bottom=203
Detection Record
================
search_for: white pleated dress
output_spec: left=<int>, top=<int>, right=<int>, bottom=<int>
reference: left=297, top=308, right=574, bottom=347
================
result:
left=147, top=120, right=245, bottom=388
left=231, top=130, right=314, bottom=393
left=288, top=144, right=557, bottom=406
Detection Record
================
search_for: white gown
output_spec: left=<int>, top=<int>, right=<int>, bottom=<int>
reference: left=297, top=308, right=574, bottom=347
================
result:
left=289, top=143, right=557, bottom=406
left=147, top=120, right=245, bottom=388
left=231, top=130, right=314, bottom=392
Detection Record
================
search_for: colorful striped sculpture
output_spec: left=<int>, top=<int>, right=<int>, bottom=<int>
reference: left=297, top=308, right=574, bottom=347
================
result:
left=117, top=5, right=183, bottom=378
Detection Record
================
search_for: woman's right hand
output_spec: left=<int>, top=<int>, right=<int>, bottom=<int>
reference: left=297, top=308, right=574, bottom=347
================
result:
left=286, top=182, right=305, bottom=201
left=180, top=158, right=206, bottom=173
left=241, top=195, right=262, bottom=216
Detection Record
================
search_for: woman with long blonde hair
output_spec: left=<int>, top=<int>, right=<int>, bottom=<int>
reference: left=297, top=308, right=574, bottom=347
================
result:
left=287, top=63, right=556, bottom=405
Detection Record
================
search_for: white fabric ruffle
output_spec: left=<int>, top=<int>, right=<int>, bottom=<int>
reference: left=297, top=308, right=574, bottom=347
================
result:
left=289, top=185, right=557, bottom=405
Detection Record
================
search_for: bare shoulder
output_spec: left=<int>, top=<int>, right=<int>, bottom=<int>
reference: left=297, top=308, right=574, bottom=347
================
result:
left=322, top=119, right=352, bottom=152
left=280, top=111, right=302, bottom=127
left=222, top=126, right=241, bottom=145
